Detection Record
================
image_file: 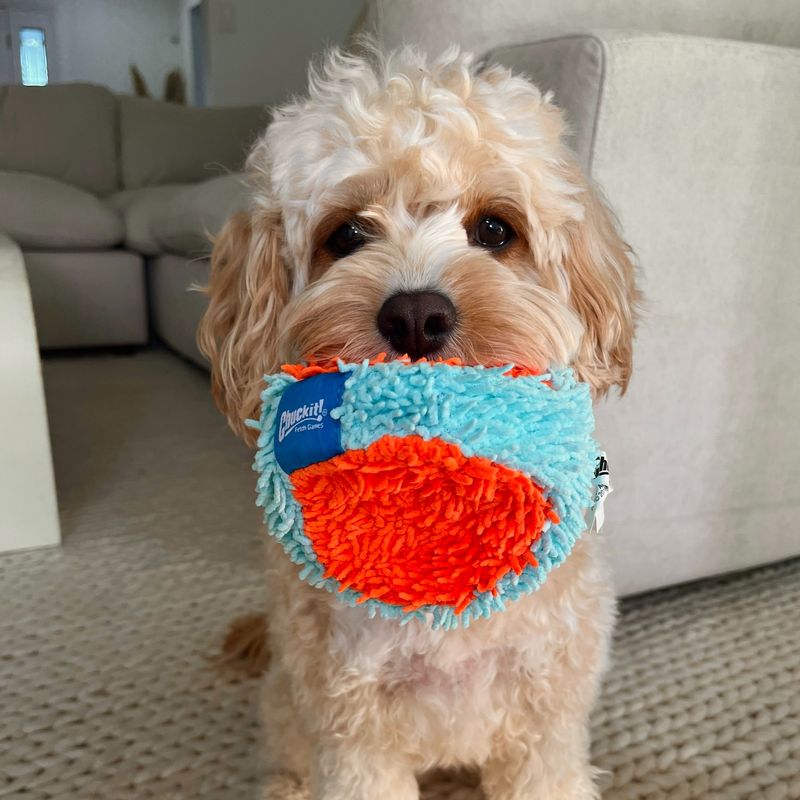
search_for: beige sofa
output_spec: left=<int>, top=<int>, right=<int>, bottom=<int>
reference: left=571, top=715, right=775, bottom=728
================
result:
left=0, top=83, right=262, bottom=349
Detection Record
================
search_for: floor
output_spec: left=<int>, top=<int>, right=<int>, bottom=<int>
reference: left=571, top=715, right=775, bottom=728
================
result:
left=1, top=348, right=798, bottom=800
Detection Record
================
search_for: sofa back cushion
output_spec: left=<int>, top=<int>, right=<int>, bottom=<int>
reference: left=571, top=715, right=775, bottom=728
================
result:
left=0, top=83, right=118, bottom=196
left=119, top=96, right=267, bottom=189
left=362, top=0, right=800, bottom=55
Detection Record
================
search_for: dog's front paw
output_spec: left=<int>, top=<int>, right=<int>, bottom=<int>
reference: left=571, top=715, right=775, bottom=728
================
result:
left=261, top=772, right=307, bottom=800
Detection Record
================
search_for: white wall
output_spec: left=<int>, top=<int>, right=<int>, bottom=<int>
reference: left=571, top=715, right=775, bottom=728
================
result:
left=202, top=0, right=365, bottom=107
left=55, top=0, right=183, bottom=96
left=5, top=0, right=365, bottom=105
left=2, top=0, right=184, bottom=95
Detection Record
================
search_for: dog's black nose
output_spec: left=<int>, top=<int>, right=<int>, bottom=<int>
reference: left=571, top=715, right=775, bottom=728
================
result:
left=377, top=291, right=457, bottom=359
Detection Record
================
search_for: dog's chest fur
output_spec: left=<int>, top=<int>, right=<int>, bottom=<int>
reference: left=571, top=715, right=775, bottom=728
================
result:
left=269, top=536, right=613, bottom=770
left=317, top=537, right=610, bottom=766
left=331, top=605, right=549, bottom=693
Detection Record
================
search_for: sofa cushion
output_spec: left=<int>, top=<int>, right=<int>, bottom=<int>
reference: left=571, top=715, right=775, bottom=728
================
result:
left=108, top=185, right=192, bottom=256
left=0, top=84, right=118, bottom=195
left=119, top=96, right=267, bottom=189
left=150, top=174, right=250, bottom=256
left=362, top=0, right=800, bottom=54
left=0, top=171, right=123, bottom=249
left=148, top=254, right=211, bottom=367
left=490, top=37, right=604, bottom=171
left=23, top=250, right=147, bottom=348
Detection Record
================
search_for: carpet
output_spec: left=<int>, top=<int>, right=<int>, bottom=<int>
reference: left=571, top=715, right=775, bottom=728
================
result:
left=1, top=349, right=797, bottom=799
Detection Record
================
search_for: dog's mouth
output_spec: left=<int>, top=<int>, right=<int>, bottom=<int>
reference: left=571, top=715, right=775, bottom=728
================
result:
left=288, top=352, right=544, bottom=378
left=280, top=287, right=579, bottom=382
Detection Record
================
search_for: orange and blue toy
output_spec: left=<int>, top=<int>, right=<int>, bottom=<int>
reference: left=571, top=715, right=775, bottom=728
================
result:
left=250, top=358, right=600, bottom=629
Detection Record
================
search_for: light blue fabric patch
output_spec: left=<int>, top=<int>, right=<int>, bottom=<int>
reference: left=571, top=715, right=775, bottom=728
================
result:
left=249, top=362, right=598, bottom=630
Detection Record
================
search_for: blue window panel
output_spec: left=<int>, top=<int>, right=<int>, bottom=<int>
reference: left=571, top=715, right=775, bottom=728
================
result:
left=20, top=27, right=48, bottom=87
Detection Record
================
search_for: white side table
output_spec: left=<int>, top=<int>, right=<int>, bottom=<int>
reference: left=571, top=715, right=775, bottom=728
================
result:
left=0, top=234, right=60, bottom=552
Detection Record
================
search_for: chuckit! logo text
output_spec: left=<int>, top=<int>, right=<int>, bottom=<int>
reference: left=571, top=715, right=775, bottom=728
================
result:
left=278, top=399, right=327, bottom=442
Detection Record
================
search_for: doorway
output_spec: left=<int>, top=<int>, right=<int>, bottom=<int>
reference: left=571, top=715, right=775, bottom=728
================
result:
left=188, top=0, right=208, bottom=106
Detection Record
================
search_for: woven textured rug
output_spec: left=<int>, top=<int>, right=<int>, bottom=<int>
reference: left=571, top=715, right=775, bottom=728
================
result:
left=1, top=349, right=798, bottom=800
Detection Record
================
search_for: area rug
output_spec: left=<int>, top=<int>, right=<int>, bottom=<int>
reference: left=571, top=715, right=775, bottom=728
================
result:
left=1, top=350, right=797, bottom=799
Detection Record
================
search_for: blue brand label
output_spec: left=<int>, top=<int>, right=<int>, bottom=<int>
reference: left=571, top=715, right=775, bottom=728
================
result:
left=273, top=372, right=348, bottom=474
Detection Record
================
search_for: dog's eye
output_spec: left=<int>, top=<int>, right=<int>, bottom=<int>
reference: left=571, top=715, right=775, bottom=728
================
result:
left=474, top=216, right=514, bottom=249
left=326, top=222, right=367, bottom=259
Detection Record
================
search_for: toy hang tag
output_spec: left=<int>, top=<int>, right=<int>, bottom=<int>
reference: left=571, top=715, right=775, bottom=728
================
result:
left=273, top=372, right=348, bottom=474
left=587, top=452, right=612, bottom=533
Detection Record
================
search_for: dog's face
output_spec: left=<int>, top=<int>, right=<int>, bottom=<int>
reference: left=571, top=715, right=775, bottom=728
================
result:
left=200, top=48, right=638, bottom=443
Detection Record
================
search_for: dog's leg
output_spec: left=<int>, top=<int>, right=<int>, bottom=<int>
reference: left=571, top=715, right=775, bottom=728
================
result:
left=481, top=718, right=598, bottom=800
left=259, top=662, right=313, bottom=791
left=480, top=639, right=604, bottom=800
left=482, top=539, right=614, bottom=800
left=310, top=742, right=418, bottom=800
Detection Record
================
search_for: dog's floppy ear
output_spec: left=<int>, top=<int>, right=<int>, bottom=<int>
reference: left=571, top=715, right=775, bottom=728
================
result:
left=561, top=181, right=639, bottom=395
left=198, top=209, right=289, bottom=445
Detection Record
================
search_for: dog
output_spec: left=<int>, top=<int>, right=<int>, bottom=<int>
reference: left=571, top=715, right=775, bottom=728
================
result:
left=199, top=44, right=638, bottom=800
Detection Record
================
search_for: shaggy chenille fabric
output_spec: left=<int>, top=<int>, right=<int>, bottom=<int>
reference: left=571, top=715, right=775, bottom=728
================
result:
left=252, top=361, right=596, bottom=627
left=1, top=351, right=797, bottom=799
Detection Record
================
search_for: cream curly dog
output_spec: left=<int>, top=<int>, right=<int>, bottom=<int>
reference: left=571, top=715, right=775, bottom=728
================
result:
left=199, top=45, right=638, bottom=800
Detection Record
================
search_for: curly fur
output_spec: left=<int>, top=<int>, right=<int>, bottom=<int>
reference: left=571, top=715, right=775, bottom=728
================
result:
left=199, top=44, right=639, bottom=799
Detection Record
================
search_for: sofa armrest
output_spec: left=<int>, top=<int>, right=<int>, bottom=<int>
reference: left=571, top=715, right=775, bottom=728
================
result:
left=490, top=35, right=605, bottom=169
left=0, top=234, right=61, bottom=551
left=499, top=32, right=800, bottom=593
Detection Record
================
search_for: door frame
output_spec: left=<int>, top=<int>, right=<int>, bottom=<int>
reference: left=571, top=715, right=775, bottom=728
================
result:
left=0, top=7, right=13, bottom=84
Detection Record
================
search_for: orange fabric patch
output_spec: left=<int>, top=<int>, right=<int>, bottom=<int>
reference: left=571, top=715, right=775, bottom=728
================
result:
left=282, top=356, right=541, bottom=381
left=290, top=435, right=558, bottom=614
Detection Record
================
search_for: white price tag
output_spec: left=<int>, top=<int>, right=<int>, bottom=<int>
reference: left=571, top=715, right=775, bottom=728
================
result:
left=587, top=452, right=612, bottom=533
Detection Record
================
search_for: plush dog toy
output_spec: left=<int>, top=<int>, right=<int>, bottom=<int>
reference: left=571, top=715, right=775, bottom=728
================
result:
left=250, top=359, right=600, bottom=629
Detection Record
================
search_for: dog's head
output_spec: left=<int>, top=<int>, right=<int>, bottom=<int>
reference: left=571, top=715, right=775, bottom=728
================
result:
left=199, top=47, right=638, bottom=444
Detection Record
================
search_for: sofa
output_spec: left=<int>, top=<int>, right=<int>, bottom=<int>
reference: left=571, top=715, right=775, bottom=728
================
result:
left=0, top=82, right=264, bottom=349
left=2, top=0, right=798, bottom=597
